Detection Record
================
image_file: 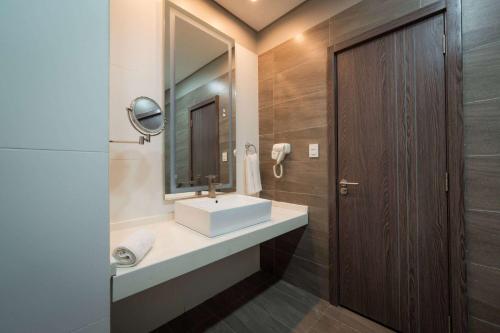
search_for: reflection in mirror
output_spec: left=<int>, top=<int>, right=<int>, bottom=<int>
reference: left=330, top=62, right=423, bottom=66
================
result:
left=128, top=97, right=164, bottom=135
left=165, top=8, right=235, bottom=194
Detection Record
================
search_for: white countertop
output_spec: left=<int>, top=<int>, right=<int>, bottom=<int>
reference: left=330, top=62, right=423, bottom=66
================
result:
left=110, top=201, right=308, bottom=302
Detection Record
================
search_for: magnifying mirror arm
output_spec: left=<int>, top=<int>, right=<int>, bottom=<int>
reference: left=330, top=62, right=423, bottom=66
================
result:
left=109, top=134, right=150, bottom=145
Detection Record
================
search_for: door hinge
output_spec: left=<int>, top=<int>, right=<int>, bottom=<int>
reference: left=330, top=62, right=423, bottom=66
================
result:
left=443, top=34, right=446, bottom=54
left=445, top=172, right=449, bottom=192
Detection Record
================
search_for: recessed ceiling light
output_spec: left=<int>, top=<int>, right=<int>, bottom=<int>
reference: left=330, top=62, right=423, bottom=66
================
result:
left=250, top=0, right=258, bottom=2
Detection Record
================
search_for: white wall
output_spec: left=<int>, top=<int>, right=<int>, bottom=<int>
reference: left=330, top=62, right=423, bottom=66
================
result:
left=0, top=1, right=110, bottom=332
left=235, top=44, right=259, bottom=193
left=110, top=0, right=260, bottom=223
left=110, top=0, right=171, bottom=223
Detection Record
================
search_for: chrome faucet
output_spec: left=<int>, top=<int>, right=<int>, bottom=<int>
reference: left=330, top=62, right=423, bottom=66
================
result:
left=206, top=175, right=221, bottom=199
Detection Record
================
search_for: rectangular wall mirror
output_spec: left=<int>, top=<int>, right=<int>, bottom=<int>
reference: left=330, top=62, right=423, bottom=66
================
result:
left=165, top=6, right=236, bottom=195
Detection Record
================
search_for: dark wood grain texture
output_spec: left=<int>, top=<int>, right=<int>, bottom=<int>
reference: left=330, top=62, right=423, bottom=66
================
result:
left=257, top=2, right=468, bottom=331
left=332, top=0, right=420, bottom=45
left=446, top=0, right=468, bottom=331
left=257, top=20, right=331, bottom=300
left=337, top=32, right=401, bottom=330
left=406, top=16, right=448, bottom=332
left=327, top=45, right=339, bottom=306
left=190, top=96, right=219, bottom=185
left=333, top=1, right=446, bottom=53
left=335, top=14, right=449, bottom=333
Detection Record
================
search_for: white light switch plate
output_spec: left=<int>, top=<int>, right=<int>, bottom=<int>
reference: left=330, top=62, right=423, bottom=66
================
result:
left=222, top=151, right=228, bottom=162
left=309, top=144, right=319, bottom=158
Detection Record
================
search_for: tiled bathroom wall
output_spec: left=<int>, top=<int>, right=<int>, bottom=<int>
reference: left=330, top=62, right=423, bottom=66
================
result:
left=462, top=0, right=500, bottom=330
left=258, top=0, right=456, bottom=305
left=258, top=20, right=331, bottom=299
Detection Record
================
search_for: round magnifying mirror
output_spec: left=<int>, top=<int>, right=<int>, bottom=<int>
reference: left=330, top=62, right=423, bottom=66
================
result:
left=127, top=97, right=165, bottom=136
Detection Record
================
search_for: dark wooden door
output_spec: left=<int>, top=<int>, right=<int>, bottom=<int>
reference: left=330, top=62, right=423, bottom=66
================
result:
left=336, top=14, right=448, bottom=332
left=190, top=97, right=219, bottom=186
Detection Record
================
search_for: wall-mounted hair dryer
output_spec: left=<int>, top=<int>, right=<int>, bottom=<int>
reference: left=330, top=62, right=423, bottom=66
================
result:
left=272, top=143, right=291, bottom=179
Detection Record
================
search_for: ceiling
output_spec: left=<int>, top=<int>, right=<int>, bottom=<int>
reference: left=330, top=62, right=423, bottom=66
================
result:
left=214, top=0, right=307, bottom=31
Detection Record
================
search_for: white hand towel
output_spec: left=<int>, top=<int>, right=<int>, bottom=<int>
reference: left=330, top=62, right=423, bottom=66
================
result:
left=245, top=152, right=262, bottom=195
left=112, top=229, right=155, bottom=267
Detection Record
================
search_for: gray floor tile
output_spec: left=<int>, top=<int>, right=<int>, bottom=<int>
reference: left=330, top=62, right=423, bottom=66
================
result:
left=157, top=274, right=394, bottom=333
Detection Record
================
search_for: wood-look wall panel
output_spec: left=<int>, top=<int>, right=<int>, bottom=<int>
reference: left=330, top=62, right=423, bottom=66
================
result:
left=275, top=249, right=330, bottom=300
left=462, top=0, right=500, bottom=52
left=465, top=156, right=500, bottom=212
left=464, top=41, right=500, bottom=103
left=469, top=317, right=500, bottom=333
left=258, top=78, right=274, bottom=109
left=466, top=210, right=500, bottom=269
left=274, top=90, right=327, bottom=134
left=257, top=3, right=472, bottom=320
left=260, top=190, right=275, bottom=201
left=258, top=17, right=331, bottom=297
left=275, top=160, right=328, bottom=196
left=468, top=263, right=500, bottom=327
left=258, top=134, right=274, bottom=163
left=272, top=21, right=329, bottom=74
left=259, top=161, right=276, bottom=191
left=274, top=50, right=327, bottom=105
left=465, top=98, right=500, bottom=156
left=332, top=0, right=421, bottom=45
left=420, top=0, right=441, bottom=6
left=275, top=127, right=328, bottom=162
left=275, top=227, right=330, bottom=266
left=259, top=106, right=274, bottom=135
left=462, top=0, right=500, bottom=331
left=274, top=191, right=329, bottom=234
left=258, top=51, right=274, bottom=81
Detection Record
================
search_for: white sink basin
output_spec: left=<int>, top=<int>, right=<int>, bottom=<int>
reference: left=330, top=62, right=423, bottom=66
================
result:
left=174, top=194, right=272, bottom=237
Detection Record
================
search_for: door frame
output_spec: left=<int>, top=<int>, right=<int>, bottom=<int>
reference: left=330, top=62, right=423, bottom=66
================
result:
left=189, top=95, right=220, bottom=184
left=327, top=1, right=466, bottom=332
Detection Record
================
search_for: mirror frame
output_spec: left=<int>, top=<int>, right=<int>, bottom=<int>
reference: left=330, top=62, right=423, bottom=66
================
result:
left=166, top=6, right=234, bottom=195
left=127, top=96, right=165, bottom=136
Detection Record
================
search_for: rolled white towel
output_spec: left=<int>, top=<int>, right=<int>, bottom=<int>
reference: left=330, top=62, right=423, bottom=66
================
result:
left=112, top=229, right=155, bottom=267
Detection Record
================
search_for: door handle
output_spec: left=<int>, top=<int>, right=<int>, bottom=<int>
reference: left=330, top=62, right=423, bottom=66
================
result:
left=339, top=179, right=359, bottom=195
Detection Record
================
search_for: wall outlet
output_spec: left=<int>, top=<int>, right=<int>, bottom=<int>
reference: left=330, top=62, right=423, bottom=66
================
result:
left=222, top=151, right=228, bottom=162
left=309, top=144, right=319, bottom=158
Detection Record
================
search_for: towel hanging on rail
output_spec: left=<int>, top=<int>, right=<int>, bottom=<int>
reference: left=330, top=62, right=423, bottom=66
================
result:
left=244, top=143, right=262, bottom=195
